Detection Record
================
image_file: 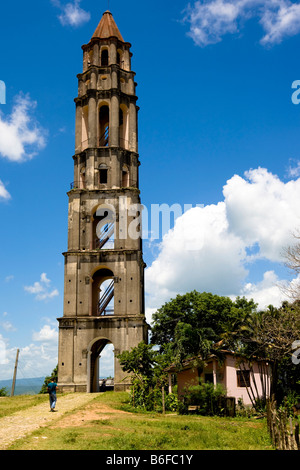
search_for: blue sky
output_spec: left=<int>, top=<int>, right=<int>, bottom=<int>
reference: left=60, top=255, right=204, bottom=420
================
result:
left=1, top=0, right=300, bottom=380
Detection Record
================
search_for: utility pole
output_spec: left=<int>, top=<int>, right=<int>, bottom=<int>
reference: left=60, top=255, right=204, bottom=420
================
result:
left=11, top=348, right=19, bottom=397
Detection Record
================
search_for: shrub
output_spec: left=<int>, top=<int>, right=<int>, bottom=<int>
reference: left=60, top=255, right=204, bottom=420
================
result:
left=179, top=381, right=227, bottom=416
left=0, top=387, right=9, bottom=397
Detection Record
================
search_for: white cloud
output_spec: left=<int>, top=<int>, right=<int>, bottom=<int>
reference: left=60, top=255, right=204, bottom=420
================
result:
left=0, top=326, right=59, bottom=379
left=287, top=159, right=300, bottom=178
left=0, top=320, right=16, bottom=332
left=24, top=273, right=59, bottom=301
left=0, top=180, right=11, bottom=200
left=0, top=93, right=46, bottom=162
left=32, top=325, right=58, bottom=342
left=52, top=0, right=91, bottom=27
left=0, top=334, right=7, bottom=365
left=241, top=270, right=288, bottom=309
left=260, top=0, right=300, bottom=45
left=223, top=167, right=300, bottom=262
left=183, top=0, right=300, bottom=47
left=145, top=167, right=300, bottom=315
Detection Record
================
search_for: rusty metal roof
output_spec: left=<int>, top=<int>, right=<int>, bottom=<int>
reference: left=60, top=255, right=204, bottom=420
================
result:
left=92, top=11, right=125, bottom=42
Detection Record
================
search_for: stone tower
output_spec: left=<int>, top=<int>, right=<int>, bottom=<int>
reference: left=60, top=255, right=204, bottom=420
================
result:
left=57, top=11, right=148, bottom=393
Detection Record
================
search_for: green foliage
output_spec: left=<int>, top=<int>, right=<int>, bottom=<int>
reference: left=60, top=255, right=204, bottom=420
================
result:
left=118, top=343, right=178, bottom=412
left=118, top=343, right=156, bottom=382
left=39, top=365, right=58, bottom=394
left=0, top=387, right=9, bottom=397
left=179, top=381, right=227, bottom=416
left=151, top=291, right=257, bottom=362
left=278, top=391, right=300, bottom=417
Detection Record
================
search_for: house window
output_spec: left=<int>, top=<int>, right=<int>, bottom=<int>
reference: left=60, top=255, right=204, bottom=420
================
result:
left=204, top=373, right=214, bottom=384
left=237, top=370, right=250, bottom=388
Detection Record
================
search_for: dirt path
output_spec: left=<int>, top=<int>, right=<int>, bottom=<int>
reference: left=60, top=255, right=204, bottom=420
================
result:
left=0, top=393, right=101, bottom=450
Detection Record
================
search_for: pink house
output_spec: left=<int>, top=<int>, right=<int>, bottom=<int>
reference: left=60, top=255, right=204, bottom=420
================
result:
left=167, top=351, right=271, bottom=407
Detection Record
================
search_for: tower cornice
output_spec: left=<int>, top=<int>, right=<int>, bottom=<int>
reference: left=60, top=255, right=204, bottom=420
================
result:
left=74, top=91, right=139, bottom=105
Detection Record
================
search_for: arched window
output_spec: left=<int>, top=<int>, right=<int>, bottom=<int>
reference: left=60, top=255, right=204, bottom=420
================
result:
left=101, top=49, right=109, bottom=66
left=82, top=105, right=89, bottom=150
left=99, top=105, right=109, bottom=146
left=88, top=50, right=93, bottom=66
left=80, top=167, right=86, bottom=189
left=122, top=165, right=129, bottom=187
left=119, top=105, right=129, bottom=149
left=117, top=49, right=124, bottom=68
left=92, top=268, right=114, bottom=316
left=92, top=205, right=115, bottom=250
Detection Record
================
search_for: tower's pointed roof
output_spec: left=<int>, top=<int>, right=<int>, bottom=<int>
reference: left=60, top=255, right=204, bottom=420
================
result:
left=92, top=11, right=125, bottom=42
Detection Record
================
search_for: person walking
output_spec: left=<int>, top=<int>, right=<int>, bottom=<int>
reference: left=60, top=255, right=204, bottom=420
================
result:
left=47, top=379, right=58, bottom=412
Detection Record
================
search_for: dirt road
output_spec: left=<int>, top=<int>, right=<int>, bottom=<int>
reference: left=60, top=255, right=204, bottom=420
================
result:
left=0, top=393, right=100, bottom=450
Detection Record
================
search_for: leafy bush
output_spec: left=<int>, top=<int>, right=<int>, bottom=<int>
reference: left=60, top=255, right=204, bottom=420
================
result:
left=0, top=387, right=9, bottom=397
left=129, top=380, right=178, bottom=413
left=179, top=381, right=227, bottom=416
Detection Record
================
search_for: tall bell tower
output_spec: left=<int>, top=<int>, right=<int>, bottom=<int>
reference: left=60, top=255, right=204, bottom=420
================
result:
left=57, top=11, right=148, bottom=392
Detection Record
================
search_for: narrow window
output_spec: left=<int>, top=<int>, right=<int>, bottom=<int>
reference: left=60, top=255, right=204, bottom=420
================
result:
left=122, top=170, right=129, bottom=187
left=100, top=169, right=108, bottom=184
left=80, top=167, right=86, bottom=189
left=101, top=49, right=109, bottom=66
left=99, top=105, right=109, bottom=146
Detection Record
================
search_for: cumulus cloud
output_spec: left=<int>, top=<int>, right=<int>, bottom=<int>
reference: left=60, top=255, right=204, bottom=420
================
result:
left=0, top=324, right=59, bottom=379
left=145, top=167, right=300, bottom=314
left=224, top=168, right=300, bottom=261
left=52, top=0, right=91, bottom=27
left=32, top=324, right=58, bottom=342
left=24, top=273, right=59, bottom=301
left=241, top=270, right=288, bottom=309
left=183, top=0, right=300, bottom=47
left=0, top=93, right=46, bottom=162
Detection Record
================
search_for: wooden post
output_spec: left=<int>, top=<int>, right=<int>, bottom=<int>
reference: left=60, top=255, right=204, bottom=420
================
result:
left=11, top=349, right=19, bottom=397
left=295, top=421, right=300, bottom=450
left=162, top=386, right=165, bottom=415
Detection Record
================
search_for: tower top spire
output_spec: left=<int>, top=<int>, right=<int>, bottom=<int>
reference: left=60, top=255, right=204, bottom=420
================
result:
left=91, top=10, right=125, bottom=42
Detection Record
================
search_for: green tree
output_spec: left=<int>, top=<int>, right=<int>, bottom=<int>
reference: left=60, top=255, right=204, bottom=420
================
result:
left=118, top=343, right=158, bottom=410
left=151, top=291, right=257, bottom=363
left=39, top=365, right=58, bottom=394
left=223, top=301, right=300, bottom=404
left=117, top=342, right=156, bottom=382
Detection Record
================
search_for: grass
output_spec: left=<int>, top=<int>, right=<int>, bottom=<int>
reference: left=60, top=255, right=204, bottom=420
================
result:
left=0, top=394, right=49, bottom=418
left=5, top=392, right=273, bottom=451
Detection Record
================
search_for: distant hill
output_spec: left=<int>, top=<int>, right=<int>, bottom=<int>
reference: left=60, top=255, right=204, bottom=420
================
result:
left=0, top=377, right=45, bottom=396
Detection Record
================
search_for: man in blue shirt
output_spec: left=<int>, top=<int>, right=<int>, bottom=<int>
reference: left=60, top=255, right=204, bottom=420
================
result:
left=47, top=379, right=58, bottom=412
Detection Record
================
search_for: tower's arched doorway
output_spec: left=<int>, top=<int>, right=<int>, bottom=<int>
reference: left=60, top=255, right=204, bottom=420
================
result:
left=87, top=337, right=115, bottom=393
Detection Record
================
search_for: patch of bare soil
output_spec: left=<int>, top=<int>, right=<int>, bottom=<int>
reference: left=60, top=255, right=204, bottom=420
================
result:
left=50, top=401, right=130, bottom=429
